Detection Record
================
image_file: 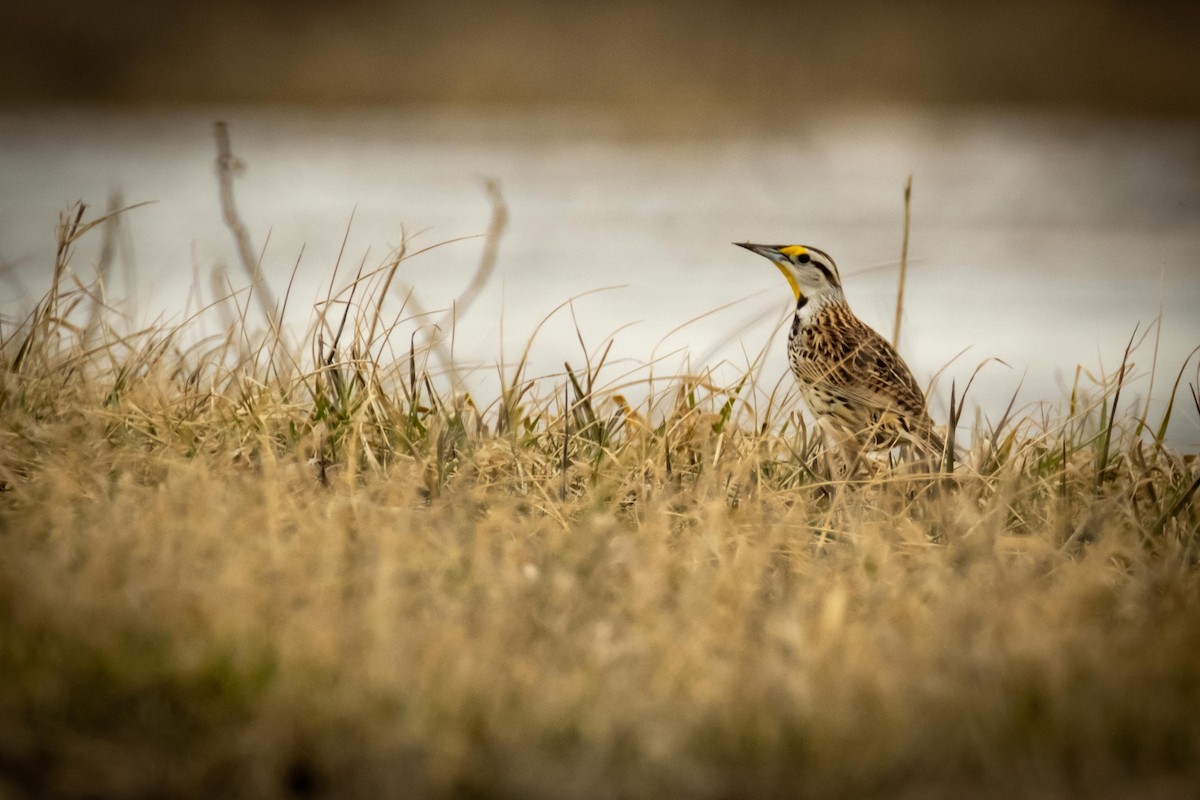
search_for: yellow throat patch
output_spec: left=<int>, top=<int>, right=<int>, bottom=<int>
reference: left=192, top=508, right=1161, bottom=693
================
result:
left=774, top=263, right=802, bottom=301
left=774, top=246, right=806, bottom=301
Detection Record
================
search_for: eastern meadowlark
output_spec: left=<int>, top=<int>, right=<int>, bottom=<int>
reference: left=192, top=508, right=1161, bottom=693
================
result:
left=736, top=242, right=945, bottom=462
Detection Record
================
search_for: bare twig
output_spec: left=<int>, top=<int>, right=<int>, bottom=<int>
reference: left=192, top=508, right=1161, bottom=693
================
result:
left=213, top=120, right=277, bottom=328
left=448, top=180, right=507, bottom=325
left=96, top=191, right=120, bottom=285
left=561, top=381, right=570, bottom=501
left=429, top=180, right=508, bottom=388
left=83, top=191, right=123, bottom=341
left=892, top=174, right=912, bottom=349
left=209, top=265, right=238, bottom=334
left=1095, top=325, right=1138, bottom=489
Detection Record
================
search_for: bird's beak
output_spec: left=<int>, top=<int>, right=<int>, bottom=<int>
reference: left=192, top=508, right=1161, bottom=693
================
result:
left=734, top=242, right=778, bottom=259
left=734, top=242, right=802, bottom=301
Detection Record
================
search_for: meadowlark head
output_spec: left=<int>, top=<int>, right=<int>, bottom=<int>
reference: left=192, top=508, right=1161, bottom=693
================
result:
left=735, top=243, right=842, bottom=303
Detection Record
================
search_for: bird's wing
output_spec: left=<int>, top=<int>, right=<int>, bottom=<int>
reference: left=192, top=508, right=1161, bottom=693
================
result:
left=812, top=322, right=933, bottom=425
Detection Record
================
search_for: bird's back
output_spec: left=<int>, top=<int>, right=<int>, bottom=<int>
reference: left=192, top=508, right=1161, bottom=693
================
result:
left=789, top=301, right=941, bottom=453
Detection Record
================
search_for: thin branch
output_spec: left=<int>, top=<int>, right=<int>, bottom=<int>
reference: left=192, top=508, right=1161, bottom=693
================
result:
left=892, top=174, right=912, bottom=349
left=431, top=179, right=508, bottom=388
left=213, top=120, right=277, bottom=329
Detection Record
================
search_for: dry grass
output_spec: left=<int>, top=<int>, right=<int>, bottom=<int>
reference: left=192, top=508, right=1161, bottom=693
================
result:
left=1, top=201, right=1198, bottom=800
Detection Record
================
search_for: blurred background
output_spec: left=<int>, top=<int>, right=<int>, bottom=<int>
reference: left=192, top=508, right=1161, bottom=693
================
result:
left=4, top=0, right=1200, bottom=115
left=2, top=0, right=1199, bottom=442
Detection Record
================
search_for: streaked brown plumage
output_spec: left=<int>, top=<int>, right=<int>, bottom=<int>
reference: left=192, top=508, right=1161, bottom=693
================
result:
left=736, top=242, right=944, bottom=459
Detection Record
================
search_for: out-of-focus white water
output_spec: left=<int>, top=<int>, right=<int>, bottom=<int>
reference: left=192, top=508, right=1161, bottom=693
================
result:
left=2, top=108, right=1198, bottom=447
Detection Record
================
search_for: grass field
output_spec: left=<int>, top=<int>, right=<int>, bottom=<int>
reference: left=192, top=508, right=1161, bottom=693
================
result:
left=1, top=201, right=1198, bottom=799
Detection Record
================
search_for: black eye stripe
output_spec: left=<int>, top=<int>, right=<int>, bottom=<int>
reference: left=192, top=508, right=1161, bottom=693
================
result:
left=813, top=260, right=834, bottom=282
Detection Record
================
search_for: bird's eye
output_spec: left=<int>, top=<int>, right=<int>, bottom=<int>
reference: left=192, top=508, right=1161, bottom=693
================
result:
left=797, top=253, right=811, bottom=264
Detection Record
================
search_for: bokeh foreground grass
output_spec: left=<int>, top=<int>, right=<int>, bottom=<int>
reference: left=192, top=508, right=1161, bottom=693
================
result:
left=1, top=204, right=1199, bottom=799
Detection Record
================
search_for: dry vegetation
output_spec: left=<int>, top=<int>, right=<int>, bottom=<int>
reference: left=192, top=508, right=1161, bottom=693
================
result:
left=1, top=195, right=1199, bottom=800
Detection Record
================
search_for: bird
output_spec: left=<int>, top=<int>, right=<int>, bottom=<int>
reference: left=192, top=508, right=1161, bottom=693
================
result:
left=735, top=242, right=945, bottom=466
